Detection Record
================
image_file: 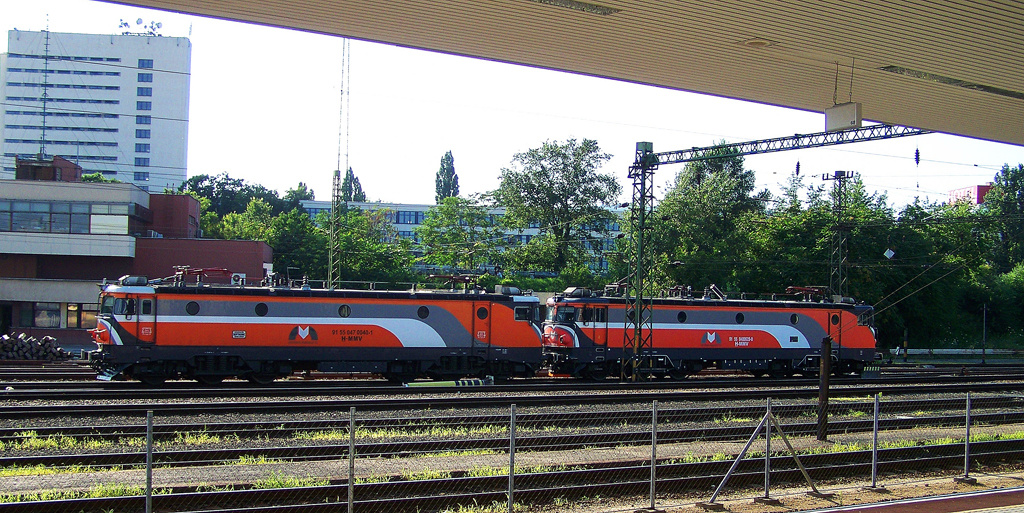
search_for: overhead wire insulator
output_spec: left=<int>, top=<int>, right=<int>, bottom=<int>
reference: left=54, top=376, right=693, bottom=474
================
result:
left=914, top=148, right=920, bottom=166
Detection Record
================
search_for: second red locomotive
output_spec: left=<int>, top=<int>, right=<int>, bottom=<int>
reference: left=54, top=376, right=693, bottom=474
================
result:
left=542, top=287, right=877, bottom=379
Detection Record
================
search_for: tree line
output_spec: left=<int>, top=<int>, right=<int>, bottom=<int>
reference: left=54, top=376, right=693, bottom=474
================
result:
left=175, top=139, right=1024, bottom=350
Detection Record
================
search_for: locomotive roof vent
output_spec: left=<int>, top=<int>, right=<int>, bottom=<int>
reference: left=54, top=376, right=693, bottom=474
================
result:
left=495, top=285, right=523, bottom=296
left=118, top=275, right=149, bottom=286
left=563, top=287, right=592, bottom=298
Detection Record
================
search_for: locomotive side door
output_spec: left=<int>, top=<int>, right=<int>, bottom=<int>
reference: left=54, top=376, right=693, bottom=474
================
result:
left=580, top=305, right=609, bottom=356
left=472, top=301, right=492, bottom=360
left=126, top=295, right=156, bottom=344
left=827, top=310, right=842, bottom=363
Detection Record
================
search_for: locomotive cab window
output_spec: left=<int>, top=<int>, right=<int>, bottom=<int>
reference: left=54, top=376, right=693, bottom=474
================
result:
left=100, top=296, right=115, bottom=314
left=141, top=300, right=152, bottom=315
left=112, top=298, right=136, bottom=315
left=594, top=307, right=607, bottom=323
left=553, top=306, right=576, bottom=323
left=514, top=306, right=532, bottom=321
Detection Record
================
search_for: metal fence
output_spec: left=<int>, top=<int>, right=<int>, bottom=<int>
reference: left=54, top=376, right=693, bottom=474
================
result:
left=2, top=391, right=1023, bottom=513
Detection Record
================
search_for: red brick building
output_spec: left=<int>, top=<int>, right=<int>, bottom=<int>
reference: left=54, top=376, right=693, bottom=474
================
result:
left=1, top=167, right=272, bottom=349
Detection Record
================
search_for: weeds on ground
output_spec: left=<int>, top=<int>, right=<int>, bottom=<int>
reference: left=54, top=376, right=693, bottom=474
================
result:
left=0, top=431, right=113, bottom=452
left=0, top=483, right=170, bottom=503
left=0, top=463, right=123, bottom=477
left=441, top=499, right=526, bottom=513
left=251, top=472, right=328, bottom=489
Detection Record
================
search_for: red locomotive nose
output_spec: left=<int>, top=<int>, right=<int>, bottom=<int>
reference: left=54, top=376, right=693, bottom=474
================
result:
left=542, top=326, right=574, bottom=348
left=90, top=327, right=110, bottom=343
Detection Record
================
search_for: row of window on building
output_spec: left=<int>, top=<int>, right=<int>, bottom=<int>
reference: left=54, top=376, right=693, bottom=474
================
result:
left=0, top=201, right=139, bottom=235
left=4, top=302, right=98, bottom=330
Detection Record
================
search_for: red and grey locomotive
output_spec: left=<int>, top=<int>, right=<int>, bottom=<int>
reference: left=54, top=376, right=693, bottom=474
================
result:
left=542, top=286, right=877, bottom=379
left=89, top=272, right=543, bottom=384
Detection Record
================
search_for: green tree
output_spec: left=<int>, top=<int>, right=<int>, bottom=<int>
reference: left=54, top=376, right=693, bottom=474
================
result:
left=650, top=144, right=768, bottom=289
left=320, top=209, right=415, bottom=283
left=986, top=163, right=1024, bottom=270
left=434, top=150, right=460, bottom=203
left=219, top=198, right=274, bottom=241
left=493, top=138, right=621, bottom=272
left=269, top=208, right=327, bottom=279
left=415, top=196, right=501, bottom=270
left=178, top=173, right=284, bottom=216
left=282, top=182, right=315, bottom=212
left=341, top=167, right=367, bottom=202
left=82, top=172, right=120, bottom=183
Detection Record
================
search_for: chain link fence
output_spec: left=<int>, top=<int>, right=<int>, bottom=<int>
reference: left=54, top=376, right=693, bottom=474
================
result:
left=2, top=390, right=1023, bottom=512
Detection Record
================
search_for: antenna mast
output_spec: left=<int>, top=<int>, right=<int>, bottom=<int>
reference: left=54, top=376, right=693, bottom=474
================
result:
left=328, top=39, right=352, bottom=288
left=39, top=27, right=51, bottom=158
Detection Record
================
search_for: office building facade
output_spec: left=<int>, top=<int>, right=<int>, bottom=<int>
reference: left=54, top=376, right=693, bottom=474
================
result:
left=1, top=29, right=191, bottom=191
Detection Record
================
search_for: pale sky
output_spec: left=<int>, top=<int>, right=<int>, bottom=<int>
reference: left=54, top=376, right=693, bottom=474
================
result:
left=5, top=0, right=1023, bottom=209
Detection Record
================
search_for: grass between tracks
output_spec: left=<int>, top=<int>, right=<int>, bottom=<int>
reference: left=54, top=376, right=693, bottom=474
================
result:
left=0, top=482, right=170, bottom=503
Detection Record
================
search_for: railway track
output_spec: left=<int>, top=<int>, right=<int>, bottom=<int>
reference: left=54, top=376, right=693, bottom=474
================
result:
left=4, top=371, right=1024, bottom=402
left=1, top=395, right=1020, bottom=445
left=3, top=431, right=1022, bottom=512
left=3, top=380, right=1024, bottom=419
left=3, top=359, right=1023, bottom=384
left=1, top=397, right=1021, bottom=470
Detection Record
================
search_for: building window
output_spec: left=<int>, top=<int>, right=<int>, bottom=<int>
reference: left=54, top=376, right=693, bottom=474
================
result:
left=34, top=303, right=61, bottom=328
left=135, top=115, right=151, bottom=125
left=137, top=72, right=153, bottom=82
left=136, top=101, right=152, bottom=110
left=66, top=303, right=98, bottom=329
left=134, top=171, right=150, bottom=181
left=137, top=86, right=152, bottom=96
left=135, top=143, right=151, bottom=153
left=134, top=158, right=150, bottom=167
left=136, top=129, right=151, bottom=138
left=70, top=213, right=89, bottom=233
left=138, top=59, right=154, bottom=69
left=396, top=211, right=424, bottom=225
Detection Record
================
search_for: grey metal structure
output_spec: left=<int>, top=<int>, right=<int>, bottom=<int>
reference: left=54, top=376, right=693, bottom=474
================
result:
left=621, top=142, right=658, bottom=381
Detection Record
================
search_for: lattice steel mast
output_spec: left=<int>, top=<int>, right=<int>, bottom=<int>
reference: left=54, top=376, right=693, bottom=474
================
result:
left=824, top=170, right=853, bottom=299
left=622, top=142, right=658, bottom=381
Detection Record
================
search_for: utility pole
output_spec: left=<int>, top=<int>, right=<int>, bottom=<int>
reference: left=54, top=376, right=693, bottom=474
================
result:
left=982, top=303, right=987, bottom=365
left=622, top=142, right=657, bottom=381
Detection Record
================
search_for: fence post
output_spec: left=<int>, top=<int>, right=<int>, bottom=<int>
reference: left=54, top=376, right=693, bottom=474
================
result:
left=650, top=400, right=658, bottom=510
left=509, top=403, right=516, bottom=513
left=955, top=392, right=977, bottom=484
left=754, top=398, right=780, bottom=506
left=146, top=410, right=153, bottom=513
left=864, top=393, right=883, bottom=490
left=349, top=406, right=356, bottom=513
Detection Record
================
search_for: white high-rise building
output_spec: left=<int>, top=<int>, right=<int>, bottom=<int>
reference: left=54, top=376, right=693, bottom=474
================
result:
left=1, top=30, right=190, bottom=191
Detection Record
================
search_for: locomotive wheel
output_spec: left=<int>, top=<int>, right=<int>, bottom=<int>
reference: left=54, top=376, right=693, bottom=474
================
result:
left=580, top=366, right=608, bottom=381
left=246, top=374, right=276, bottom=385
left=668, top=369, right=689, bottom=380
left=139, top=375, right=167, bottom=386
left=196, top=375, right=225, bottom=386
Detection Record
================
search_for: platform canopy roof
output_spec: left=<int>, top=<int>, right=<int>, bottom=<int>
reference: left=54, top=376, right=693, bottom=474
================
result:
left=114, top=0, right=1023, bottom=145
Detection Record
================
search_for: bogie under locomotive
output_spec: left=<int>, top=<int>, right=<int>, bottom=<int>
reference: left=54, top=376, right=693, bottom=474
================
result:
left=542, top=287, right=877, bottom=379
left=89, top=275, right=543, bottom=384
